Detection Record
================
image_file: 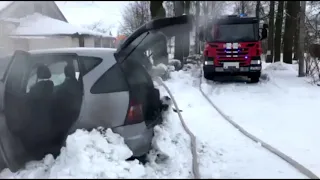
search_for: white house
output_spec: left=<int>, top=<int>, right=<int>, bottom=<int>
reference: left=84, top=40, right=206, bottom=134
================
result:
left=0, top=1, right=116, bottom=56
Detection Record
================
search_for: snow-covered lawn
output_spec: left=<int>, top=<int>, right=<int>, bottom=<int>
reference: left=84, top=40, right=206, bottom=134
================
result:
left=201, top=62, right=320, bottom=177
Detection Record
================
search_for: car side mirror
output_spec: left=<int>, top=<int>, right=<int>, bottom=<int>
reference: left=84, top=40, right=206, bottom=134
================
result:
left=198, top=26, right=206, bottom=42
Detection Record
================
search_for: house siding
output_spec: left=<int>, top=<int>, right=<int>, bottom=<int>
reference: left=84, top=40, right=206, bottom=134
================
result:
left=84, top=37, right=95, bottom=47
left=28, top=36, right=73, bottom=50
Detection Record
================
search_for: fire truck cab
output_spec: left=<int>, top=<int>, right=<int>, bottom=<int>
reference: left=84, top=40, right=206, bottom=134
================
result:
left=200, top=14, right=268, bottom=83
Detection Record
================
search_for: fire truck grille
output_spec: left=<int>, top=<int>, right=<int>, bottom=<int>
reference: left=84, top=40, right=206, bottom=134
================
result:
left=218, top=60, right=247, bottom=66
left=216, top=48, right=249, bottom=57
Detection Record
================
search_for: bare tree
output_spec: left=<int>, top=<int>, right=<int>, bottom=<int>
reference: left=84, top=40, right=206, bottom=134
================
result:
left=164, top=1, right=174, bottom=17
left=298, top=1, right=306, bottom=77
left=119, top=1, right=151, bottom=36
left=183, top=1, right=191, bottom=58
left=266, top=1, right=275, bottom=62
left=255, top=1, right=261, bottom=18
left=84, top=21, right=114, bottom=34
left=194, top=1, right=200, bottom=54
left=174, top=1, right=185, bottom=62
left=234, top=1, right=256, bottom=16
left=150, top=1, right=168, bottom=65
left=274, top=1, right=284, bottom=62
left=283, top=1, right=300, bottom=64
left=293, top=6, right=300, bottom=60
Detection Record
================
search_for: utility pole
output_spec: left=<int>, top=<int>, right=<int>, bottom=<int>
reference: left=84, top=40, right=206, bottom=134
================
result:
left=298, top=1, right=306, bottom=77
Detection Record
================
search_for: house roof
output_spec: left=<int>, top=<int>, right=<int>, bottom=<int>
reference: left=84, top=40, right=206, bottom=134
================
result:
left=10, top=13, right=112, bottom=38
left=0, top=1, right=68, bottom=23
left=0, top=1, right=12, bottom=12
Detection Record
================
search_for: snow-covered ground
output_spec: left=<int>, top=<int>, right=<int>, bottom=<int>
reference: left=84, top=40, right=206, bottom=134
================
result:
left=201, top=62, right=320, bottom=177
left=164, top=64, right=306, bottom=178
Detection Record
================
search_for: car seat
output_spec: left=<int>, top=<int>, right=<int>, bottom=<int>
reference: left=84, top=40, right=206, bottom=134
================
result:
left=52, top=64, right=82, bottom=147
left=22, top=64, right=55, bottom=158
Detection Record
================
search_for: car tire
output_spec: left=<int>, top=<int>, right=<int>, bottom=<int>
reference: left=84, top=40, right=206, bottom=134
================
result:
left=249, top=72, right=261, bottom=83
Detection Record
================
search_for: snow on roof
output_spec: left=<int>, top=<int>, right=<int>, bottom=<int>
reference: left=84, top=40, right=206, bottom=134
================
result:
left=11, top=13, right=112, bottom=38
left=0, top=1, right=12, bottom=12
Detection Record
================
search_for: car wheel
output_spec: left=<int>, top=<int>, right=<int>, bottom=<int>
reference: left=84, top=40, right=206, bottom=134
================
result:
left=249, top=72, right=261, bottom=83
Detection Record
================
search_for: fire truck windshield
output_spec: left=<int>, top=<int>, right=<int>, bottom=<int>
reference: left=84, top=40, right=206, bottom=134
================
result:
left=207, top=23, right=258, bottom=43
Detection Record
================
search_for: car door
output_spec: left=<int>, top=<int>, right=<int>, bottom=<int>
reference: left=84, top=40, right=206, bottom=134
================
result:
left=0, top=50, right=33, bottom=172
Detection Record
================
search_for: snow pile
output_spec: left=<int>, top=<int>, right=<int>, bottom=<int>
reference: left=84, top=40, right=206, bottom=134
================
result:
left=1, top=128, right=146, bottom=178
left=0, top=84, right=193, bottom=178
left=263, top=62, right=295, bottom=71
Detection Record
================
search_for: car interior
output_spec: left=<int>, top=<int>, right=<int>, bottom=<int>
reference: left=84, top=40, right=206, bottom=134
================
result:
left=7, top=55, right=83, bottom=159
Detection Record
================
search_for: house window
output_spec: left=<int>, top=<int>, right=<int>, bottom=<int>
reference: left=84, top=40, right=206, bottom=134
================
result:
left=94, top=37, right=101, bottom=47
left=79, top=36, right=84, bottom=47
left=34, top=3, right=43, bottom=14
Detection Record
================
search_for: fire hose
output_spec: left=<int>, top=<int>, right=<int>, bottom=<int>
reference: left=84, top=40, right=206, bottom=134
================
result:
left=154, top=77, right=201, bottom=179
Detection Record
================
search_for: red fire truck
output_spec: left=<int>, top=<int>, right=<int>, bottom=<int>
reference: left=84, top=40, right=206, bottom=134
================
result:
left=199, top=14, right=268, bottom=83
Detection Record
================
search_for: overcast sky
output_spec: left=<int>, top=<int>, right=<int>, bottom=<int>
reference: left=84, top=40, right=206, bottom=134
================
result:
left=56, top=1, right=130, bottom=36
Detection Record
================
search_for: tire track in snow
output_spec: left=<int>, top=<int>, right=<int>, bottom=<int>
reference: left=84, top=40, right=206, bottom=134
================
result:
left=198, top=67, right=319, bottom=179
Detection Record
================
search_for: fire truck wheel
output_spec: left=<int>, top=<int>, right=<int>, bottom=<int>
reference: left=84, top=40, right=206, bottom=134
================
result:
left=203, top=71, right=213, bottom=80
left=249, top=73, right=261, bottom=83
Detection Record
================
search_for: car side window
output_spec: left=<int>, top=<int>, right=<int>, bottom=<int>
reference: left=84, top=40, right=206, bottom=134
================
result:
left=121, top=58, right=150, bottom=86
left=79, top=56, right=102, bottom=75
left=90, top=64, right=129, bottom=94
left=26, top=55, right=80, bottom=93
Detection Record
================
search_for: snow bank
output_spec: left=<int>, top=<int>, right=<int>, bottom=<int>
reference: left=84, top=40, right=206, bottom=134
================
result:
left=1, top=128, right=145, bottom=178
left=264, top=62, right=295, bottom=71
left=1, top=85, right=193, bottom=178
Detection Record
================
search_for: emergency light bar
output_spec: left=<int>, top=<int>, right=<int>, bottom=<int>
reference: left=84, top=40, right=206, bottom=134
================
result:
left=239, top=13, right=247, bottom=17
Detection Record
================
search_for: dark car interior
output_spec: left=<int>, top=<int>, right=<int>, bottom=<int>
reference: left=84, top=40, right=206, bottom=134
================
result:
left=6, top=55, right=83, bottom=160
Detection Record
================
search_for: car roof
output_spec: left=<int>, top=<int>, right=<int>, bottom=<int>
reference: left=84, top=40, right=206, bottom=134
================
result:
left=28, top=47, right=117, bottom=58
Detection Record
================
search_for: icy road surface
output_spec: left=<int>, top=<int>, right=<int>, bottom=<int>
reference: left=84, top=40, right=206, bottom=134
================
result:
left=201, top=62, right=320, bottom=177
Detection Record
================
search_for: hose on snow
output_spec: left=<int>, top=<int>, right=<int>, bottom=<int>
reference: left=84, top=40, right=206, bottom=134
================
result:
left=154, top=77, right=201, bottom=179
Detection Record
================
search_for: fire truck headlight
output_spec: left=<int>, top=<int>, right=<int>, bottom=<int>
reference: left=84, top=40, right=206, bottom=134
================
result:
left=204, top=61, right=214, bottom=65
left=251, top=60, right=261, bottom=65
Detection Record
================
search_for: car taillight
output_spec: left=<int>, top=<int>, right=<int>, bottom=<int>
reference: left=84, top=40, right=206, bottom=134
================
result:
left=125, top=101, right=144, bottom=125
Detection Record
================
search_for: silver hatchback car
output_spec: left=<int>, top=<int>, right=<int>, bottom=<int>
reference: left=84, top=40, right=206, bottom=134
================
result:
left=0, top=15, right=193, bottom=172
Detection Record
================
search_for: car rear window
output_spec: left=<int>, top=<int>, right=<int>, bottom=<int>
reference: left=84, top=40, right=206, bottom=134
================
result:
left=79, top=56, right=102, bottom=75
left=90, top=64, right=129, bottom=94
